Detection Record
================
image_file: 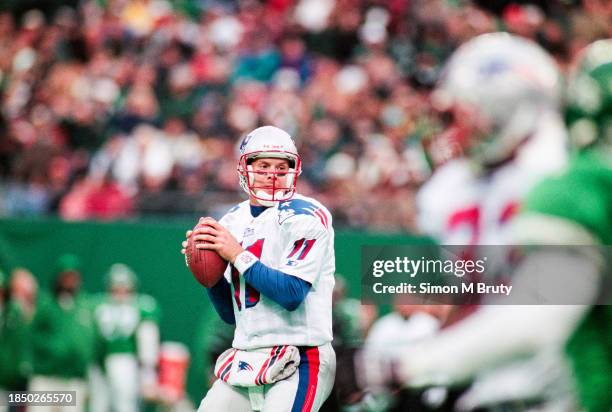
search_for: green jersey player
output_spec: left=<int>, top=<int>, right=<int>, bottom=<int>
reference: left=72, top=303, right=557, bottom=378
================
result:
left=92, top=263, right=161, bottom=412
left=521, top=39, right=612, bottom=412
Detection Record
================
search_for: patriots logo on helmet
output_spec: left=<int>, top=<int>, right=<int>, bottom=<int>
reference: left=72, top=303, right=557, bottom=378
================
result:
left=238, top=361, right=254, bottom=372
left=239, top=134, right=253, bottom=154
left=479, top=59, right=511, bottom=77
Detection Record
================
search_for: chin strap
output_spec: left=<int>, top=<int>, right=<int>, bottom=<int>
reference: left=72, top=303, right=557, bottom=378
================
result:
left=246, top=165, right=255, bottom=186
left=253, top=189, right=287, bottom=206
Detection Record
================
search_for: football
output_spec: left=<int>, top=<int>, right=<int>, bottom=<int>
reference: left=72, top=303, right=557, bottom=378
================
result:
left=185, top=223, right=228, bottom=288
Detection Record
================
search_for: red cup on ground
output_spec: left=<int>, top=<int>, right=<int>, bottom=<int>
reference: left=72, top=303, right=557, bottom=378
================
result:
left=158, top=342, right=190, bottom=402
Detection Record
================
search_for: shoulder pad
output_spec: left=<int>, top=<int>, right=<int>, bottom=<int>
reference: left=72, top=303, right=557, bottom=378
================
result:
left=221, top=203, right=244, bottom=220
left=138, top=294, right=159, bottom=313
left=277, top=198, right=331, bottom=229
left=219, top=201, right=249, bottom=225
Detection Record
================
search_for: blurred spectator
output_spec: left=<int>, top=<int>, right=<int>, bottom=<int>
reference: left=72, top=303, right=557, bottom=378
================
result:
left=59, top=173, right=133, bottom=221
left=9, top=267, right=37, bottom=320
left=230, top=30, right=280, bottom=84
left=28, top=254, right=96, bottom=412
left=109, top=80, right=159, bottom=135
left=279, top=34, right=313, bottom=85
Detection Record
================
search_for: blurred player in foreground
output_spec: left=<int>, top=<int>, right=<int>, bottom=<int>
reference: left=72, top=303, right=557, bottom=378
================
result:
left=517, top=39, right=612, bottom=412
left=359, top=31, right=570, bottom=408
left=182, top=126, right=336, bottom=411
left=91, top=263, right=161, bottom=412
left=393, top=36, right=612, bottom=411
left=417, top=31, right=567, bottom=246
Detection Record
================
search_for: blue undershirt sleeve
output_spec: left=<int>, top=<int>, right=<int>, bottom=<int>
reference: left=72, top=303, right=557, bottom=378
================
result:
left=206, top=278, right=235, bottom=324
left=243, top=261, right=311, bottom=311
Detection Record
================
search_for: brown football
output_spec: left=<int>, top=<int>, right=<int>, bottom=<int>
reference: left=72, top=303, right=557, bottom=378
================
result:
left=186, top=223, right=228, bottom=288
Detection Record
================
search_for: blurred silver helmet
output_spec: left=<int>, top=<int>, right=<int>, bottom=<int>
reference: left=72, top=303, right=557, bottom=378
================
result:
left=433, top=32, right=561, bottom=166
left=106, top=263, right=137, bottom=289
left=565, top=39, right=612, bottom=152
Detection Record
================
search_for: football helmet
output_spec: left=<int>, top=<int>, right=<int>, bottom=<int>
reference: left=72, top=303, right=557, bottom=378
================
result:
left=106, top=263, right=137, bottom=290
left=566, top=39, right=612, bottom=152
left=237, top=126, right=302, bottom=206
left=433, top=32, right=561, bottom=166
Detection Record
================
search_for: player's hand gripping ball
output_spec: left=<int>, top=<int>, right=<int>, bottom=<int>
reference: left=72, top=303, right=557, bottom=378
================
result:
left=185, top=222, right=228, bottom=288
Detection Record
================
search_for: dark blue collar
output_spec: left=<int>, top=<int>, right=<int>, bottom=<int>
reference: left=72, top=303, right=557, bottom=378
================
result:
left=250, top=204, right=269, bottom=217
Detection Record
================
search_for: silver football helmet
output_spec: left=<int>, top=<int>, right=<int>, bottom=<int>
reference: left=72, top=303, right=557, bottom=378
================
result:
left=237, top=126, right=302, bottom=206
left=433, top=32, right=562, bottom=166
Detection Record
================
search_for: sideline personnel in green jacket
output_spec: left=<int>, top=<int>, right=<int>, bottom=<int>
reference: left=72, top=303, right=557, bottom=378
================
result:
left=28, top=254, right=96, bottom=412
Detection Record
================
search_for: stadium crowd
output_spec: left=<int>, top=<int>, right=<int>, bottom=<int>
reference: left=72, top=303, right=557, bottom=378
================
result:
left=1, top=0, right=610, bottom=230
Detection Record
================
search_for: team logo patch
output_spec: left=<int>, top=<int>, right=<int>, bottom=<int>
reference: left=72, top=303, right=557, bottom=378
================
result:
left=239, top=134, right=253, bottom=154
left=278, top=199, right=329, bottom=228
left=238, top=361, right=254, bottom=372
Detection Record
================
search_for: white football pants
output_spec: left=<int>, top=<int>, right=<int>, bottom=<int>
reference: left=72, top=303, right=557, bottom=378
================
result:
left=198, top=343, right=335, bottom=412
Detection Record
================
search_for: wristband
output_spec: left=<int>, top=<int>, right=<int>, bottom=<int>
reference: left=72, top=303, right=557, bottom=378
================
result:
left=233, top=251, right=258, bottom=274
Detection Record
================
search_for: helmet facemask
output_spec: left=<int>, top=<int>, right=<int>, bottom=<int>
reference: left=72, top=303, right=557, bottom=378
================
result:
left=237, top=151, right=302, bottom=206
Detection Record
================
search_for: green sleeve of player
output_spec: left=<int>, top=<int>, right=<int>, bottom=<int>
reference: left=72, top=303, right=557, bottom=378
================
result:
left=523, top=153, right=612, bottom=412
left=522, top=153, right=612, bottom=244
left=566, top=306, right=612, bottom=412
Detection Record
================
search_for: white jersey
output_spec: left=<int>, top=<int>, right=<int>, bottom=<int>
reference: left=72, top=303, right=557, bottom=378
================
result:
left=417, top=110, right=568, bottom=245
left=218, top=194, right=335, bottom=350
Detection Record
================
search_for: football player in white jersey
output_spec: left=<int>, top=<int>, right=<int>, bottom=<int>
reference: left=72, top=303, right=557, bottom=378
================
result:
left=382, top=33, right=590, bottom=408
left=181, top=126, right=336, bottom=412
left=417, top=32, right=567, bottom=246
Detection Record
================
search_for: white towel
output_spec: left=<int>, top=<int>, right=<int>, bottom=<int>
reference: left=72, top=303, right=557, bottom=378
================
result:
left=214, top=345, right=300, bottom=387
